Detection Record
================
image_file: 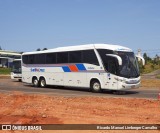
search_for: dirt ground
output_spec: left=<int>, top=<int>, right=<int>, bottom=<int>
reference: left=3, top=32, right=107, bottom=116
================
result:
left=141, top=79, right=160, bottom=88
left=0, top=75, right=160, bottom=133
left=0, top=91, right=160, bottom=133
left=1, top=91, right=159, bottom=124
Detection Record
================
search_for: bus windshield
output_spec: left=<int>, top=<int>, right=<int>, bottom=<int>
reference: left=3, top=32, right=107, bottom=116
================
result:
left=97, top=49, right=140, bottom=78
left=12, top=60, right=21, bottom=73
left=116, top=51, right=140, bottom=78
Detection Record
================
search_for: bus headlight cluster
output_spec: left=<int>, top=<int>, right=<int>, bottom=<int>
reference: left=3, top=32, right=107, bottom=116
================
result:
left=114, top=77, right=125, bottom=82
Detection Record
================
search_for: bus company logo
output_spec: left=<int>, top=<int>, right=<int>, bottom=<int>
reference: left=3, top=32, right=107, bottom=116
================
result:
left=116, top=48, right=132, bottom=52
left=31, top=68, right=45, bottom=72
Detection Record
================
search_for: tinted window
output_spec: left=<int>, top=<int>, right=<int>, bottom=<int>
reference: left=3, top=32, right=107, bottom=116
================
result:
left=46, top=53, right=56, bottom=64
left=82, top=50, right=99, bottom=65
left=15, top=55, right=21, bottom=59
left=69, top=51, right=82, bottom=63
left=97, top=49, right=113, bottom=62
left=35, top=54, right=46, bottom=64
left=107, top=59, right=117, bottom=74
left=12, top=61, right=21, bottom=73
left=22, top=55, right=29, bottom=64
left=97, top=49, right=113, bottom=70
left=97, top=49, right=118, bottom=74
left=28, top=55, right=35, bottom=64
left=57, top=52, right=68, bottom=63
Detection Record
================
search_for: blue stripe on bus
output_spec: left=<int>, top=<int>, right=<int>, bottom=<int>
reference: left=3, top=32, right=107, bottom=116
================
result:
left=76, top=64, right=86, bottom=71
left=62, top=66, right=71, bottom=72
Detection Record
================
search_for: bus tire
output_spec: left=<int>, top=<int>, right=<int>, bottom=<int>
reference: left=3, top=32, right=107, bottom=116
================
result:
left=39, top=77, right=46, bottom=88
left=32, top=77, right=39, bottom=87
left=91, top=80, right=101, bottom=93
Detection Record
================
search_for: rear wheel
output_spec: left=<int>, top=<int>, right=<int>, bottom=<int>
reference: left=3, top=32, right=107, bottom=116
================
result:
left=91, top=80, right=101, bottom=93
left=32, top=77, right=39, bottom=87
left=39, top=78, right=46, bottom=88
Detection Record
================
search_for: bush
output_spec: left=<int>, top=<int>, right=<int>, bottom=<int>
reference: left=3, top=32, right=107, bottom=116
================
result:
left=0, top=68, right=11, bottom=75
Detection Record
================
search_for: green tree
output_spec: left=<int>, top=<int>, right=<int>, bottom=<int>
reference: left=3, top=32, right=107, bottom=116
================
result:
left=43, top=48, right=47, bottom=50
left=143, top=53, right=147, bottom=60
left=151, top=64, right=155, bottom=70
left=138, top=61, right=145, bottom=74
left=154, top=54, right=160, bottom=67
left=155, top=54, right=159, bottom=64
left=36, top=48, right=41, bottom=51
left=143, top=53, right=152, bottom=64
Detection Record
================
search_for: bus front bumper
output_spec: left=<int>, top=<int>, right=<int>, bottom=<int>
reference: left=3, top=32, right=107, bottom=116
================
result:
left=119, top=82, right=141, bottom=90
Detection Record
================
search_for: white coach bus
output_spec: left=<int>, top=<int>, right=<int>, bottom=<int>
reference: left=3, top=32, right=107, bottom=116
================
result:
left=11, top=59, right=22, bottom=81
left=22, top=44, right=142, bottom=92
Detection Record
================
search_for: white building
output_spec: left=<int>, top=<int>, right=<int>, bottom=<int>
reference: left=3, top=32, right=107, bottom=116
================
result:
left=136, top=49, right=145, bottom=65
left=0, top=50, right=21, bottom=68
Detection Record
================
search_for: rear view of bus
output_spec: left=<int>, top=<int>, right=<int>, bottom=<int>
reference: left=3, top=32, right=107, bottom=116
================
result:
left=11, top=59, right=22, bottom=81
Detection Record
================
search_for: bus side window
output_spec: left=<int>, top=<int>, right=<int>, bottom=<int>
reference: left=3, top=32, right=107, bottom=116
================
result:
left=22, top=55, right=29, bottom=64
left=82, top=50, right=99, bottom=66
left=35, top=54, right=45, bottom=64
left=29, top=55, right=35, bottom=64
left=46, top=53, right=56, bottom=64
left=107, top=60, right=117, bottom=75
left=69, top=51, right=82, bottom=63
left=57, top=52, right=68, bottom=64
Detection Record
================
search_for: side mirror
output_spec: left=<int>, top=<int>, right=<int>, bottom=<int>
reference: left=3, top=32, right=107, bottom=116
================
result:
left=106, top=54, right=122, bottom=66
left=136, top=55, right=145, bottom=66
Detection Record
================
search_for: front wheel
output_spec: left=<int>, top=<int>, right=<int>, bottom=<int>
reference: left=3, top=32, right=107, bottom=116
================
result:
left=91, top=80, right=101, bottom=93
left=39, top=78, right=46, bottom=88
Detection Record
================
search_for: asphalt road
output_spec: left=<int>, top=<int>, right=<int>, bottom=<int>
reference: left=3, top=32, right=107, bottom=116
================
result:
left=0, top=79, right=159, bottom=100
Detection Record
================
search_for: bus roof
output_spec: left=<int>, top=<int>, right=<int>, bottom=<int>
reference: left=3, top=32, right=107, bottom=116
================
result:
left=22, top=44, right=132, bottom=55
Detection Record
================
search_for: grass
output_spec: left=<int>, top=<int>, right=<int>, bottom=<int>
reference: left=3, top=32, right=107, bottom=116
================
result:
left=0, top=68, right=11, bottom=75
left=156, top=74, right=160, bottom=79
left=142, top=63, right=160, bottom=74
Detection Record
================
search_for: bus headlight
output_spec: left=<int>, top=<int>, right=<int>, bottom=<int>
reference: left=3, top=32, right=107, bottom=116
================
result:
left=114, top=77, right=125, bottom=82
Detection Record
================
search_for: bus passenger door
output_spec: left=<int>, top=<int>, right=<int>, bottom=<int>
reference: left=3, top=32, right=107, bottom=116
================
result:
left=104, top=60, right=118, bottom=90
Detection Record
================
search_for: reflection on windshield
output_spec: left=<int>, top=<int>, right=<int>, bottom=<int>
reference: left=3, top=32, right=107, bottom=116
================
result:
left=12, top=61, right=21, bottom=73
left=97, top=49, right=140, bottom=78
left=116, top=52, right=139, bottom=78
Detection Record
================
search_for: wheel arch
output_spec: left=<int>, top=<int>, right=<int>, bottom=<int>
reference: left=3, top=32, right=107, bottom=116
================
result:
left=90, top=78, right=102, bottom=88
left=32, top=76, right=38, bottom=82
left=39, top=76, right=45, bottom=80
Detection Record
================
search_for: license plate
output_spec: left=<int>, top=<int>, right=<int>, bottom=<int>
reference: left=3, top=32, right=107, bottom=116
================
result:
left=131, top=85, right=135, bottom=89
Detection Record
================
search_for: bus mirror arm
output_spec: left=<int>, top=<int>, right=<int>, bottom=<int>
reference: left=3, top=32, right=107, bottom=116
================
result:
left=106, top=54, right=122, bottom=66
left=136, top=55, right=145, bottom=66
